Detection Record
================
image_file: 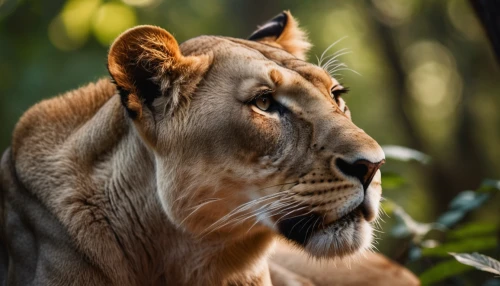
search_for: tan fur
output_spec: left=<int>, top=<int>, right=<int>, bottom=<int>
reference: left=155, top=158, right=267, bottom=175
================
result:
left=1, top=12, right=419, bottom=286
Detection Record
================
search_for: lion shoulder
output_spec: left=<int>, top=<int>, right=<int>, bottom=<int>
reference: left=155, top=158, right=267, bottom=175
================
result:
left=12, top=78, right=116, bottom=158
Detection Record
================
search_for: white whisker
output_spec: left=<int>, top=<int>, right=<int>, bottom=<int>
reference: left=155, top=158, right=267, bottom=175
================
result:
left=179, top=198, right=222, bottom=226
left=273, top=206, right=309, bottom=227
left=317, top=36, right=348, bottom=66
left=329, top=67, right=361, bottom=76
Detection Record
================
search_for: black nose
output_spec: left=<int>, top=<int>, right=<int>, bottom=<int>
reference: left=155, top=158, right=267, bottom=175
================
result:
left=336, top=158, right=385, bottom=190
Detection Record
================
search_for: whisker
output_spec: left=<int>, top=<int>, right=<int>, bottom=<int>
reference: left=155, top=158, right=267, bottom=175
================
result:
left=185, top=198, right=221, bottom=211
left=317, top=36, right=348, bottom=66
left=298, top=215, right=316, bottom=233
left=219, top=191, right=290, bottom=219
left=245, top=216, right=262, bottom=235
left=246, top=203, right=298, bottom=234
left=322, top=52, right=352, bottom=71
left=288, top=216, right=308, bottom=234
left=201, top=193, right=287, bottom=232
left=272, top=206, right=309, bottom=228
left=208, top=194, right=303, bottom=235
left=328, top=67, right=361, bottom=76
left=321, top=48, right=351, bottom=67
left=304, top=215, right=321, bottom=242
left=236, top=200, right=300, bottom=226
left=201, top=194, right=295, bottom=235
left=379, top=203, right=390, bottom=219
left=232, top=199, right=295, bottom=225
left=279, top=208, right=315, bottom=222
left=324, top=62, right=347, bottom=71
left=179, top=198, right=222, bottom=226
left=244, top=201, right=307, bottom=235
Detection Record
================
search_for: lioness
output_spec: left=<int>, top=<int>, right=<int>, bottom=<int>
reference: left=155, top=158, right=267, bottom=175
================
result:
left=0, top=11, right=419, bottom=285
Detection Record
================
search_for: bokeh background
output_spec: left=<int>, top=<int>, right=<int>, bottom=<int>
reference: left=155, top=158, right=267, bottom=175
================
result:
left=1, top=0, right=499, bottom=284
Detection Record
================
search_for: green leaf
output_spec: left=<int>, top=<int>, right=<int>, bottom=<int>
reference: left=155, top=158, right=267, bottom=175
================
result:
left=448, top=191, right=489, bottom=211
left=447, top=222, right=498, bottom=240
left=419, top=259, right=472, bottom=285
left=437, top=191, right=490, bottom=227
left=382, top=145, right=431, bottom=164
left=422, top=236, right=497, bottom=257
left=390, top=205, right=444, bottom=240
left=480, top=179, right=500, bottom=192
left=450, top=252, right=500, bottom=275
left=437, top=210, right=466, bottom=227
left=381, top=172, right=406, bottom=189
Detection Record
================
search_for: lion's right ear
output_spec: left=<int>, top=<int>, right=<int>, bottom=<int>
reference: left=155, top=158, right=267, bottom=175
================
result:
left=108, top=25, right=209, bottom=121
left=248, top=11, right=312, bottom=61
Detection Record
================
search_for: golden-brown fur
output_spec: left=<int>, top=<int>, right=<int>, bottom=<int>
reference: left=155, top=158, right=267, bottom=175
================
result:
left=1, top=11, right=419, bottom=285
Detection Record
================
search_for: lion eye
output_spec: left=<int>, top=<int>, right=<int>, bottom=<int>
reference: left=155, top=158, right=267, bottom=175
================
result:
left=330, top=87, right=349, bottom=104
left=250, top=90, right=286, bottom=114
left=254, top=95, right=272, bottom=111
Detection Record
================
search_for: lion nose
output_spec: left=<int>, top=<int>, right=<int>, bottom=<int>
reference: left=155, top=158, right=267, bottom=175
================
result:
left=336, top=158, right=385, bottom=190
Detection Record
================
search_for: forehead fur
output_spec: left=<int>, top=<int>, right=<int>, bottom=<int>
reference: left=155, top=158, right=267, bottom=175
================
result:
left=180, top=36, right=332, bottom=93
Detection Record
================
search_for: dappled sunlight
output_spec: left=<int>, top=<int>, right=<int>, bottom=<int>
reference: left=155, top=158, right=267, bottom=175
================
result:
left=404, top=40, right=463, bottom=154
left=188, top=0, right=222, bottom=18
left=48, top=0, right=137, bottom=50
left=371, top=0, right=418, bottom=26
left=122, top=0, right=161, bottom=8
left=92, top=3, right=137, bottom=45
left=407, top=60, right=462, bottom=114
left=446, top=0, right=482, bottom=41
left=48, top=0, right=101, bottom=51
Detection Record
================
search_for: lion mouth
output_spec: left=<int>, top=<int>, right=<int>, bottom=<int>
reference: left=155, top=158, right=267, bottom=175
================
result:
left=273, top=170, right=382, bottom=258
left=276, top=205, right=370, bottom=257
left=277, top=208, right=361, bottom=245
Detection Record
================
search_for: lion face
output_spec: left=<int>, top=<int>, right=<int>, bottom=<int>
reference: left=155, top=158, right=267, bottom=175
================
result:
left=108, top=12, right=384, bottom=259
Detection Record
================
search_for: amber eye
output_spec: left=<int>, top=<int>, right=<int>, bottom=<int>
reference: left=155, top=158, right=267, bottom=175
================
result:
left=250, top=90, right=286, bottom=114
left=254, top=95, right=272, bottom=111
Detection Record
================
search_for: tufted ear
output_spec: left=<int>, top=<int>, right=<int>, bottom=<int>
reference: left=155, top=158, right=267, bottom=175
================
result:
left=248, top=11, right=312, bottom=61
left=108, top=25, right=209, bottom=120
left=108, top=25, right=209, bottom=146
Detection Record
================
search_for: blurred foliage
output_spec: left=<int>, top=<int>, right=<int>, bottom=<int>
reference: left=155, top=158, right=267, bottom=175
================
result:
left=419, top=260, right=472, bottom=285
left=382, top=151, right=499, bottom=285
left=383, top=145, right=432, bottom=164
left=1, top=0, right=499, bottom=285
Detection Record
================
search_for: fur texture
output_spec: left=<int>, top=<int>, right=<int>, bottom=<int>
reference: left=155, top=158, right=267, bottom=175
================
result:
left=0, top=11, right=418, bottom=286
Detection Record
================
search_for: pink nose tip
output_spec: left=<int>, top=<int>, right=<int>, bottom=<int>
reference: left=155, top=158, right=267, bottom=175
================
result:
left=336, top=159, right=385, bottom=190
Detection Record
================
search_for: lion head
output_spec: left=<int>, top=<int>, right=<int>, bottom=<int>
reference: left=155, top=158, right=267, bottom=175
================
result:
left=107, top=11, right=385, bottom=259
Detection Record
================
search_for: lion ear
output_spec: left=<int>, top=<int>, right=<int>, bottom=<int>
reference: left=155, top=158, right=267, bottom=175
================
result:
left=248, top=11, right=312, bottom=61
left=108, top=25, right=209, bottom=120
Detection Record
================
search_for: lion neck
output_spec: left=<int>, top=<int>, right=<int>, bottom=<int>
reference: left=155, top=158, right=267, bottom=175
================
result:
left=84, top=90, right=274, bottom=284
